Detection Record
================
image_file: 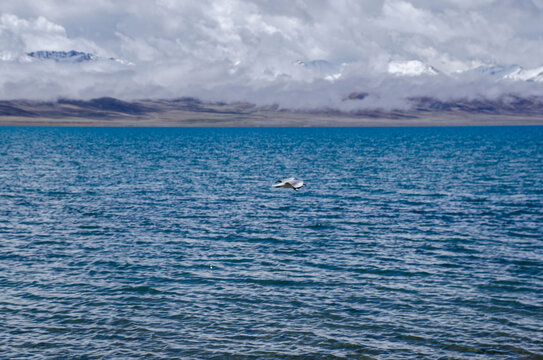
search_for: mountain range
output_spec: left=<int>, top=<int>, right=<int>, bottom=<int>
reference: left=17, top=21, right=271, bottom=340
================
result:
left=1, top=94, right=542, bottom=120
left=1, top=50, right=542, bottom=125
left=10, top=49, right=543, bottom=83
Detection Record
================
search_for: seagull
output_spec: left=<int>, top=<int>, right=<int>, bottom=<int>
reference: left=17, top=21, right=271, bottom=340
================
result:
left=273, top=177, right=304, bottom=190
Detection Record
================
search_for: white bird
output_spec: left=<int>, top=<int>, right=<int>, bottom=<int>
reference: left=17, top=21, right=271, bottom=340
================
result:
left=273, top=177, right=304, bottom=190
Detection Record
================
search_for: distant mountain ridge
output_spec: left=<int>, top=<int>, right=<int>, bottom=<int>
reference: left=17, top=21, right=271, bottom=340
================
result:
left=408, top=95, right=543, bottom=116
left=12, top=49, right=543, bottom=84
left=1, top=95, right=543, bottom=120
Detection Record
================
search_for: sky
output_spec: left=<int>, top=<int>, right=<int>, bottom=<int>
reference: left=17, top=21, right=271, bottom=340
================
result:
left=1, top=0, right=543, bottom=108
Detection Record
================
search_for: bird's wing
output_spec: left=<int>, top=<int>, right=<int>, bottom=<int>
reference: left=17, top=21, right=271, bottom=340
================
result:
left=273, top=178, right=301, bottom=189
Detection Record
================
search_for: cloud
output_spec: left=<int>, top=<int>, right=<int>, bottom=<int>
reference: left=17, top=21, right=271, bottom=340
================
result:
left=0, top=0, right=543, bottom=107
left=0, top=13, right=103, bottom=58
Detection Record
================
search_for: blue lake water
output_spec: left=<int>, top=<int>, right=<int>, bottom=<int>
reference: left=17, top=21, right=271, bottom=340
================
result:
left=0, top=126, right=542, bottom=359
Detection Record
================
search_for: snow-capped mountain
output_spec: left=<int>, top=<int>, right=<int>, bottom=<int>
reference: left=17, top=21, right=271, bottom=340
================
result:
left=26, top=50, right=97, bottom=63
left=386, top=60, right=543, bottom=83
left=13, top=49, right=543, bottom=85
left=472, top=64, right=522, bottom=78
left=503, top=66, right=543, bottom=82
left=24, top=50, right=132, bottom=65
left=387, top=60, right=438, bottom=76
left=470, top=64, right=543, bottom=82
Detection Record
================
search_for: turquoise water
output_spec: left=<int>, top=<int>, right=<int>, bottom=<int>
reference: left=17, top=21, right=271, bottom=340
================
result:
left=0, top=126, right=542, bottom=359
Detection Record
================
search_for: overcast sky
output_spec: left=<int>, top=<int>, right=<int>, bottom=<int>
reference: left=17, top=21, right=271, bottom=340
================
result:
left=1, top=0, right=543, bottom=107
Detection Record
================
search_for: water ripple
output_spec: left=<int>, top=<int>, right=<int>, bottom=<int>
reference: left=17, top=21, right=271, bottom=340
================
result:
left=0, top=126, right=542, bottom=359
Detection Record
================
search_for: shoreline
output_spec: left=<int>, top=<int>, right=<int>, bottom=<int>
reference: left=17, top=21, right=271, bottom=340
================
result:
left=2, top=96, right=543, bottom=127
left=2, top=113, right=543, bottom=127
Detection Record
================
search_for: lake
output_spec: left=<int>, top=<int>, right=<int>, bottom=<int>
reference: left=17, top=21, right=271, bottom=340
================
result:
left=0, top=126, right=542, bottom=358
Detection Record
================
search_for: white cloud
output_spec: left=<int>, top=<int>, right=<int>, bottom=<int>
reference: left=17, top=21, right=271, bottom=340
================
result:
left=0, top=13, right=102, bottom=57
left=0, top=0, right=542, bottom=106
